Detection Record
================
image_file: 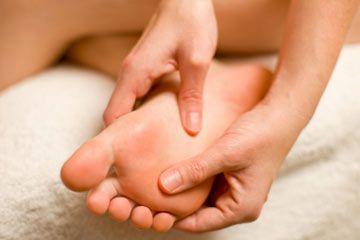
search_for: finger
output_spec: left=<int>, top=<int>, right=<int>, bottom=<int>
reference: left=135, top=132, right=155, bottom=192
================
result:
left=208, top=174, right=229, bottom=206
left=103, top=10, right=182, bottom=126
left=174, top=207, right=229, bottom=233
left=159, top=144, right=228, bottom=194
left=103, top=81, right=137, bottom=126
left=178, top=59, right=209, bottom=135
left=103, top=47, right=176, bottom=126
left=174, top=175, right=240, bottom=232
left=102, top=15, right=157, bottom=126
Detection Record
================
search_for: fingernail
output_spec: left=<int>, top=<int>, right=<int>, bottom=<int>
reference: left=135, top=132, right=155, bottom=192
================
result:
left=161, top=170, right=183, bottom=193
left=187, top=112, right=201, bottom=133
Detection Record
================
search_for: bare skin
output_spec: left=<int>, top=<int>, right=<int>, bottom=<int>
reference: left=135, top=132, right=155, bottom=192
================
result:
left=61, top=62, right=272, bottom=231
left=1, top=0, right=360, bottom=233
left=1, top=0, right=359, bottom=90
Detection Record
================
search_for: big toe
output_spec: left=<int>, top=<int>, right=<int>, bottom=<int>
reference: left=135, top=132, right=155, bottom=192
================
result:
left=61, top=139, right=112, bottom=192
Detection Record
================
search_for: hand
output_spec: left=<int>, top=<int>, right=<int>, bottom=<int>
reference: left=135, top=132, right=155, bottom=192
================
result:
left=158, top=101, right=308, bottom=232
left=103, top=0, right=218, bottom=134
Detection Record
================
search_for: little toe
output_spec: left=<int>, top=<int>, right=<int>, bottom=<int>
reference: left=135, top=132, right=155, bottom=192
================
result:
left=109, top=197, right=135, bottom=222
left=152, top=212, right=176, bottom=232
left=131, top=206, right=153, bottom=229
left=86, top=177, right=119, bottom=215
left=61, top=139, right=112, bottom=192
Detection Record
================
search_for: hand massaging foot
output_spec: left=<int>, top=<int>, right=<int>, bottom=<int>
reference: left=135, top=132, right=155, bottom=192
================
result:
left=61, top=62, right=271, bottom=232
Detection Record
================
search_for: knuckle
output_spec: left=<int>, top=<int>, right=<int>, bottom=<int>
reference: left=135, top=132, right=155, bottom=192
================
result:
left=188, top=53, right=209, bottom=69
left=121, top=57, right=154, bottom=97
left=121, top=55, right=135, bottom=73
left=221, top=202, right=244, bottom=224
left=216, top=133, right=243, bottom=169
left=219, top=129, right=263, bottom=168
left=121, top=55, right=151, bottom=77
left=185, top=159, right=208, bottom=184
left=180, top=88, right=202, bottom=104
left=244, top=203, right=263, bottom=222
left=221, top=192, right=264, bottom=223
left=122, top=54, right=156, bottom=77
left=220, top=146, right=238, bottom=168
left=135, top=74, right=153, bottom=97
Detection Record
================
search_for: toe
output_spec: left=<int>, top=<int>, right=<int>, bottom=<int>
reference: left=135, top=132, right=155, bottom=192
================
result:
left=61, top=139, right=112, bottom=192
left=131, top=206, right=153, bottom=229
left=152, top=212, right=176, bottom=232
left=86, top=177, right=119, bottom=215
left=109, top=197, right=135, bottom=222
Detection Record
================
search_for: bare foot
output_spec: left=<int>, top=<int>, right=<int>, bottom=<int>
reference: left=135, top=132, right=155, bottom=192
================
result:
left=61, top=62, right=271, bottom=232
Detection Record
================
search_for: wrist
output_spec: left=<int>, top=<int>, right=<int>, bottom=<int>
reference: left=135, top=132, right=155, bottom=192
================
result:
left=255, top=96, right=309, bottom=150
left=262, top=72, right=325, bottom=128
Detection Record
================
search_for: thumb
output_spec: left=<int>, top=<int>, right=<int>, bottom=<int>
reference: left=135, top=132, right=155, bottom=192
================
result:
left=103, top=54, right=176, bottom=126
left=159, top=144, right=228, bottom=194
left=178, top=58, right=209, bottom=135
left=103, top=79, right=137, bottom=126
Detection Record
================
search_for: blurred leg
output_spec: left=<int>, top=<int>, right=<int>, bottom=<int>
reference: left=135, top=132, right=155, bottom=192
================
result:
left=2, top=0, right=359, bottom=90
